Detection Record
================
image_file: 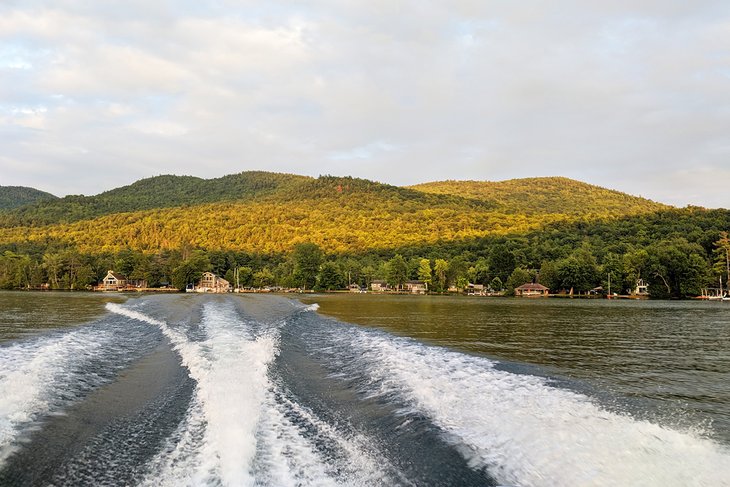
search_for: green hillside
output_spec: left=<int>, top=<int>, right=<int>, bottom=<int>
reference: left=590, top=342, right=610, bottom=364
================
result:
left=0, top=171, right=309, bottom=227
left=0, top=186, right=58, bottom=210
left=0, top=174, right=665, bottom=256
left=409, top=177, right=668, bottom=216
left=3, top=171, right=727, bottom=299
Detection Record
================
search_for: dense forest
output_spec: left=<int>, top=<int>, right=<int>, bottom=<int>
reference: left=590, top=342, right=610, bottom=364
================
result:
left=0, top=172, right=729, bottom=299
left=0, top=186, right=58, bottom=210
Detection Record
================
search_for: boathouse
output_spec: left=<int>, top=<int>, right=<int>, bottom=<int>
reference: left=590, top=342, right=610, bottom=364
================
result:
left=514, top=283, right=549, bottom=297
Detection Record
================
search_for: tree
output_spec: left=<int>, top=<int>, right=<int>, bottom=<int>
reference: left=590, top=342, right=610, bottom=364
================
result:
left=507, top=267, right=535, bottom=294
left=713, top=231, right=730, bottom=289
left=318, top=261, right=344, bottom=290
left=489, top=245, right=516, bottom=283
left=468, top=258, right=490, bottom=285
left=417, top=258, right=432, bottom=286
left=292, top=242, right=323, bottom=290
left=557, top=248, right=599, bottom=294
left=386, top=254, right=409, bottom=289
left=433, top=259, right=449, bottom=292
left=537, top=261, right=560, bottom=291
left=647, top=238, right=709, bottom=298
left=171, top=251, right=210, bottom=290
left=253, top=267, right=275, bottom=288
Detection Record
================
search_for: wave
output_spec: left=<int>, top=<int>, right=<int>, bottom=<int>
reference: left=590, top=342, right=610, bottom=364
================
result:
left=113, top=301, right=388, bottom=486
left=0, top=307, right=159, bottom=467
left=328, top=327, right=730, bottom=487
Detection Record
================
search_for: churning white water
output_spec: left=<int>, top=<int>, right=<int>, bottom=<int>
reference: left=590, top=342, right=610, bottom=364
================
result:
left=109, top=301, right=388, bottom=487
left=6, top=297, right=727, bottom=487
left=329, top=326, right=730, bottom=487
left=0, top=326, right=121, bottom=465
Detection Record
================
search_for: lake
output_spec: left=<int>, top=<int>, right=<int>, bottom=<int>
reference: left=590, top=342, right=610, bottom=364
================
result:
left=0, top=291, right=728, bottom=486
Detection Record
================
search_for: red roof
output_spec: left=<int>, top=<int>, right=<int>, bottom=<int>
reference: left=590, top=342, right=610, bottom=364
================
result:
left=515, top=283, right=549, bottom=291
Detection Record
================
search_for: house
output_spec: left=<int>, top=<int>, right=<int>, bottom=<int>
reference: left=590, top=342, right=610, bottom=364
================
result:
left=194, top=272, right=231, bottom=293
left=632, top=279, right=649, bottom=297
left=467, top=283, right=485, bottom=295
left=514, top=283, right=549, bottom=297
left=404, top=280, right=428, bottom=294
left=102, top=270, right=127, bottom=291
left=370, top=280, right=389, bottom=292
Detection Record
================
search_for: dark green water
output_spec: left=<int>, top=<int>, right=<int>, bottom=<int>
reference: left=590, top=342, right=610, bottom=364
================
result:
left=1, top=291, right=729, bottom=486
left=302, top=294, right=730, bottom=443
left=0, top=291, right=124, bottom=341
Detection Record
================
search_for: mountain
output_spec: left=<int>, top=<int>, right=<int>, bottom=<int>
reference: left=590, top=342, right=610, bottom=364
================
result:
left=0, top=173, right=669, bottom=255
left=0, top=186, right=58, bottom=210
left=0, top=172, right=308, bottom=227
left=409, top=177, right=668, bottom=216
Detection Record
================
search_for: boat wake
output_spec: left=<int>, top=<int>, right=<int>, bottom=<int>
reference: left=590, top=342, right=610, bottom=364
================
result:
left=4, top=296, right=727, bottom=487
left=319, top=325, right=730, bottom=486
left=108, top=301, right=391, bottom=487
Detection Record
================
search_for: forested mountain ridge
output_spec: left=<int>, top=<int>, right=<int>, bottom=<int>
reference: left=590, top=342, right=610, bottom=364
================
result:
left=0, top=174, right=665, bottom=255
left=0, top=171, right=309, bottom=227
left=0, top=186, right=58, bottom=210
left=2, top=171, right=728, bottom=299
left=409, top=177, right=668, bottom=216
left=1, top=173, right=664, bottom=229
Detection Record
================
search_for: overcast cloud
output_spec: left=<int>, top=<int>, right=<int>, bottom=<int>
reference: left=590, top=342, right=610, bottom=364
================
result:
left=1, top=1, right=729, bottom=208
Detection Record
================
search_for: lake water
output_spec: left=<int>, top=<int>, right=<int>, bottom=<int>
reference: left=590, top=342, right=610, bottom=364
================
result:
left=0, top=291, right=728, bottom=486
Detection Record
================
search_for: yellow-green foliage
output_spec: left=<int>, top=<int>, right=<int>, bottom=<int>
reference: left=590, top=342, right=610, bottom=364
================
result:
left=409, top=177, right=668, bottom=217
left=0, top=175, right=668, bottom=255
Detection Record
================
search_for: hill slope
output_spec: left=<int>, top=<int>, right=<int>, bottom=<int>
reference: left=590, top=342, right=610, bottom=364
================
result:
left=409, top=177, right=668, bottom=216
left=0, top=174, right=668, bottom=255
left=0, top=171, right=309, bottom=227
left=0, top=186, right=58, bottom=210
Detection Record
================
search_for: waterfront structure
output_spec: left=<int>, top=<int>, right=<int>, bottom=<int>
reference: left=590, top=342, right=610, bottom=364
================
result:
left=515, top=283, right=549, bottom=297
left=370, top=280, right=389, bottom=292
left=193, top=272, right=231, bottom=293
left=102, top=270, right=127, bottom=291
left=404, top=280, right=428, bottom=294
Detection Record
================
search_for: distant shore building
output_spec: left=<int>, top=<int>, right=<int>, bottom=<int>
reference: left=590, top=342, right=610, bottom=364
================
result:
left=102, top=270, right=127, bottom=291
left=514, top=283, right=549, bottom=297
left=404, top=280, right=428, bottom=294
left=192, top=272, right=231, bottom=293
left=100, top=270, right=147, bottom=291
left=467, top=283, right=485, bottom=295
left=632, top=279, right=649, bottom=297
left=370, top=280, right=389, bottom=292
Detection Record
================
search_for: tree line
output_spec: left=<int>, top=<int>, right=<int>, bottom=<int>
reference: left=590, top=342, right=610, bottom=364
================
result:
left=2, top=227, right=729, bottom=299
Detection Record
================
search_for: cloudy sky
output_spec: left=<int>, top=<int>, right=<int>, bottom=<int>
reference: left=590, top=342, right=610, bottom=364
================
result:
left=1, top=1, right=729, bottom=208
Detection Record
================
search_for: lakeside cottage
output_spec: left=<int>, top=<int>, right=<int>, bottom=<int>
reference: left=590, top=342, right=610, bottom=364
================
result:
left=102, top=270, right=127, bottom=291
left=370, top=280, right=389, bottom=292
left=100, top=270, right=147, bottom=291
left=514, top=283, right=549, bottom=297
left=404, top=280, right=428, bottom=294
left=467, top=283, right=485, bottom=295
left=192, top=272, right=231, bottom=293
left=633, top=279, right=649, bottom=297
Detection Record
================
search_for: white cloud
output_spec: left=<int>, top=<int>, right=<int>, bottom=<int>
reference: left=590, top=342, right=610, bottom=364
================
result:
left=0, top=1, right=728, bottom=208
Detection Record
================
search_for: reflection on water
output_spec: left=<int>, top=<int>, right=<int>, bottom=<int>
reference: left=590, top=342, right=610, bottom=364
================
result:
left=0, top=291, right=126, bottom=341
left=303, top=294, right=730, bottom=444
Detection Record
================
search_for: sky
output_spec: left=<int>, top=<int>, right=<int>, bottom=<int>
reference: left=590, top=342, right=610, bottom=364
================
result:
left=1, top=1, right=729, bottom=208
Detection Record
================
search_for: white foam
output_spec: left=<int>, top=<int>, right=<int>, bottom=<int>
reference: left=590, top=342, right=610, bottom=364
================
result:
left=337, top=328, right=730, bottom=487
left=254, top=384, right=393, bottom=486
left=125, top=301, right=393, bottom=486
left=304, top=303, right=320, bottom=312
left=0, top=328, right=113, bottom=465
left=111, top=301, right=275, bottom=486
